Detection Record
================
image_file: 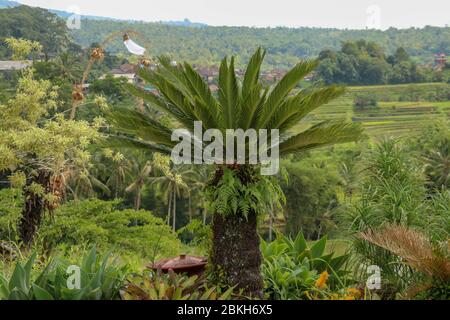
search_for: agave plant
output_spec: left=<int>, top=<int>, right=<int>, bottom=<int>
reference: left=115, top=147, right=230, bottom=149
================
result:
left=0, top=247, right=127, bottom=300
left=107, top=48, right=362, bottom=296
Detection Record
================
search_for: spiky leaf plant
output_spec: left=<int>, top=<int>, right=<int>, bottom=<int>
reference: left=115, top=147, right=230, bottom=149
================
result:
left=107, top=48, right=363, bottom=296
left=360, top=224, right=450, bottom=299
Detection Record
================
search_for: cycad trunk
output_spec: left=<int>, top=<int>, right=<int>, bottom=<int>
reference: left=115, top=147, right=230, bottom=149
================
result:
left=209, top=166, right=264, bottom=298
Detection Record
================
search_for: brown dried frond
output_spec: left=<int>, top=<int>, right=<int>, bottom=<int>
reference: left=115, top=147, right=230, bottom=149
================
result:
left=90, top=47, right=105, bottom=60
left=360, top=224, right=450, bottom=281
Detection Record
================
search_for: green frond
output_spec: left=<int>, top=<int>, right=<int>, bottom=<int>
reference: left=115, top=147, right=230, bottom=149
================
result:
left=256, top=59, right=319, bottom=129
left=149, top=72, right=198, bottom=120
left=103, top=134, right=173, bottom=155
left=218, top=56, right=240, bottom=128
left=124, top=83, right=192, bottom=128
left=268, top=85, right=346, bottom=132
left=279, top=121, right=363, bottom=155
left=182, top=63, right=221, bottom=128
left=242, top=47, right=265, bottom=97
left=238, top=84, right=265, bottom=130
left=106, top=107, right=174, bottom=146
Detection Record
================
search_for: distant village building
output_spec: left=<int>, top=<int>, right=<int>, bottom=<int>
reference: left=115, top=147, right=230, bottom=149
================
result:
left=261, top=69, right=287, bottom=82
left=195, top=65, right=219, bottom=83
left=0, top=60, right=33, bottom=71
left=434, top=53, right=447, bottom=70
left=100, top=63, right=138, bottom=83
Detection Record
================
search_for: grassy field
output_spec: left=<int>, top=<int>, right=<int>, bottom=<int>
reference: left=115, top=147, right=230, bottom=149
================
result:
left=310, top=82, right=450, bottom=138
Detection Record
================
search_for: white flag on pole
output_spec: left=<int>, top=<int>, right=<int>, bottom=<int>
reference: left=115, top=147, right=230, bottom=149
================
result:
left=124, top=38, right=146, bottom=56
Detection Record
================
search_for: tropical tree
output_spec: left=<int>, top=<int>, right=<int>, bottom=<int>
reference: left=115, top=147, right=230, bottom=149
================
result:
left=0, top=39, right=102, bottom=246
left=125, top=159, right=153, bottom=210
left=0, top=70, right=101, bottom=245
left=107, top=48, right=363, bottom=296
left=150, top=154, right=189, bottom=231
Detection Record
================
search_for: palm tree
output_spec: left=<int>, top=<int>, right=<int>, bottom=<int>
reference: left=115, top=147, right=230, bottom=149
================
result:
left=150, top=154, right=189, bottom=231
left=125, top=160, right=152, bottom=210
left=107, top=48, right=363, bottom=296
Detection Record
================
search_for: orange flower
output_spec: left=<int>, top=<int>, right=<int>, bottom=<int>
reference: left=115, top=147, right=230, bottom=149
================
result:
left=315, top=271, right=329, bottom=288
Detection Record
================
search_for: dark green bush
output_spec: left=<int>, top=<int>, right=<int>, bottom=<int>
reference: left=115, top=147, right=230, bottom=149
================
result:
left=39, top=199, right=182, bottom=259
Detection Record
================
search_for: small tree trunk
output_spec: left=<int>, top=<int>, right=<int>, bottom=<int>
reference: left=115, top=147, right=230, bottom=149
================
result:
left=166, top=190, right=172, bottom=225
left=135, top=187, right=142, bottom=210
left=18, top=171, right=51, bottom=246
left=172, top=186, right=176, bottom=231
left=188, top=192, right=192, bottom=223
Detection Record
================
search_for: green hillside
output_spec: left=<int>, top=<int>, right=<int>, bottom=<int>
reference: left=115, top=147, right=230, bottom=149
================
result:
left=70, top=19, right=450, bottom=69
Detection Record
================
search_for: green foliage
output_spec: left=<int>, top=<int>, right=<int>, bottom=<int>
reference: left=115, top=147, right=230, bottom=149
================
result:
left=280, top=157, right=341, bottom=238
left=341, top=140, right=426, bottom=231
left=426, top=190, right=450, bottom=241
left=0, top=247, right=127, bottom=300
left=121, top=270, right=234, bottom=300
left=177, top=219, right=211, bottom=251
left=317, top=40, right=433, bottom=85
left=261, top=232, right=350, bottom=299
left=206, top=166, right=284, bottom=218
left=39, top=199, right=182, bottom=259
left=0, top=68, right=102, bottom=212
left=108, top=49, right=362, bottom=160
left=340, top=139, right=449, bottom=295
left=0, top=6, right=70, bottom=59
left=89, top=75, right=129, bottom=104
left=70, top=18, right=450, bottom=70
left=0, top=188, right=22, bottom=241
left=4, top=37, right=42, bottom=60
left=414, top=279, right=450, bottom=300
left=353, top=94, right=378, bottom=111
left=406, top=119, right=450, bottom=190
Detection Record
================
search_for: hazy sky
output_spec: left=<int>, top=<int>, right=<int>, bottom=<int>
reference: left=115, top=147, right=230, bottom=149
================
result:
left=17, top=0, right=450, bottom=29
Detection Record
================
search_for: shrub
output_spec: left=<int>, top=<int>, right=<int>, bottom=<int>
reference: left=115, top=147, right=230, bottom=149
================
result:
left=361, top=225, right=449, bottom=300
left=260, top=232, right=351, bottom=299
left=0, top=188, right=22, bottom=242
left=0, top=247, right=128, bottom=300
left=39, top=199, right=182, bottom=259
left=353, top=94, right=378, bottom=111
left=280, top=158, right=341, bottom=239
left=406, top=119, right=450, bottom=190
left=121, top=270, right=235, bottom=300
left=339, top=139, right=448, bottom=297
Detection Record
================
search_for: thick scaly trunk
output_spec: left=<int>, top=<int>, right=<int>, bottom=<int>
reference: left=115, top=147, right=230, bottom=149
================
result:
left=209, top=166, right=264, bottom=298
left=18, top=170, right=52, bottom=246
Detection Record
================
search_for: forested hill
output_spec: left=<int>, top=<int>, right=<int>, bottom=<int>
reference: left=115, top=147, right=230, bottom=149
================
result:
left=71, top=19, right=450, bottom=69
left=0, top=4, right=448, bottom=70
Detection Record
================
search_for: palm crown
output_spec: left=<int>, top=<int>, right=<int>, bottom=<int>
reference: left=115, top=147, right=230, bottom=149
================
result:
left=107, top=48, right=362, bottom=161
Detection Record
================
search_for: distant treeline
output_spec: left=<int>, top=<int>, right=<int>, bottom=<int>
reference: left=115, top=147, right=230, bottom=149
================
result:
left=1, top=5, right=449, bottom=85
left=69, top=18, right=450, bottom=70
left=316, top=40, right=447, bottom=85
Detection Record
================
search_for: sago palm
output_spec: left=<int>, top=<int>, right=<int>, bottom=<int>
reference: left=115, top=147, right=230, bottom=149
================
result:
left=107, top=48, right=363, bottom=296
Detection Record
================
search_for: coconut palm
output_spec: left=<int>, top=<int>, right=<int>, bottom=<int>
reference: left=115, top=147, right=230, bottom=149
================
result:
left=150, top=154, right=189, bottom=231
left=107, top=48, right=363, bottom=296
left=125, top=160, right=152, bottom=210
